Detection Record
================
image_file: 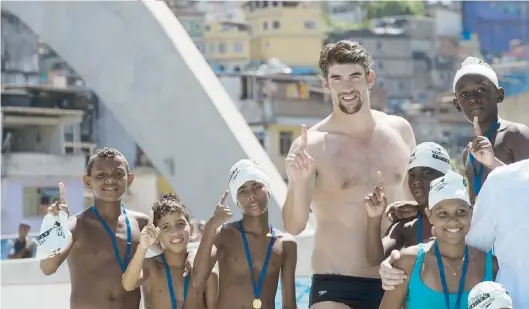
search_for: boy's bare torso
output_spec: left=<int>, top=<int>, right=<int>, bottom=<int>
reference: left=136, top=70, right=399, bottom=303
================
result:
left=464, top=120, right=529, bottom=201
left=216, top=223, right=289, bottom=309
left=309, top=112, right=412, bottom=277
left=142, top=256, right=208, bottom=309
left=68, top=208, right=148, bottom=309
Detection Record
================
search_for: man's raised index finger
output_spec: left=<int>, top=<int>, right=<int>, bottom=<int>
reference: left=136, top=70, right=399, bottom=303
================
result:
left=58, top=182, right=67, bottom=204
left=473, top=116, right=482, bottom=137
left=376, top=171, right=384, bottom=189
left=301, top=124, right=308, bottom=148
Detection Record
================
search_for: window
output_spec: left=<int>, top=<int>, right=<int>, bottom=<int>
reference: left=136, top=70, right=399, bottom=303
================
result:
left=218, top=43, right=226, bottom=54
left=304, top=21, right=317, bottom=29
left=233, top=41, right=243, bottom=53
left=279, top=131, right=293, bottom=156
left=272, top=21, right=281, bottom=29
left=23, top=186, right=60, bottom=217
left=254, top=132, right=265, bottom=148
left=263, top=21, right=268, bottom=30
left=272, top=1, right=280, bottom=7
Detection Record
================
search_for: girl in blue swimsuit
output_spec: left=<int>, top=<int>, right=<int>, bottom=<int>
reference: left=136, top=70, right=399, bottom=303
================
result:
left=379, top=171, right=498, bottom=309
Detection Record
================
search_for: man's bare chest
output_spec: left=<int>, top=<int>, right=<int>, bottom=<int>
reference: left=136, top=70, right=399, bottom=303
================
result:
left=315, top=133, right=409, bottom=190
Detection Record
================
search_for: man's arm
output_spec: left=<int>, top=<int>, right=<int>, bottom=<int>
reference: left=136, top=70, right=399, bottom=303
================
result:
left=378, top=247, right=416, bottom=309
left=281, top=237, right=298, bottom=309
left=282, top=135, right=316, bottom=236
left=393, top=116, right=416, bottom=201
left=39, top=216, right=77, bottom=275
left=465, top=169, right=499, bottom=251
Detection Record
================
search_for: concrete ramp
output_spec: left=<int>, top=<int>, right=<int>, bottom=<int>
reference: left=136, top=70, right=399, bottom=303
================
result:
left=2, top=1, right=287, bottom=226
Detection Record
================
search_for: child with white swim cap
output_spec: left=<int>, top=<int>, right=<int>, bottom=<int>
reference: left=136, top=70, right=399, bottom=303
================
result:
left=365, top=142, right=451, bottom=266
left=191, top=159, right=297, bottom=309
left=379, top=171, right=499, bottom=309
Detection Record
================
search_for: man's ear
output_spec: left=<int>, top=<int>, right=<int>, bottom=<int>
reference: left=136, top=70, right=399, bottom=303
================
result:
left=320, top=75, right=331, bottom=93
left=367, top=70, right=376, bottom=88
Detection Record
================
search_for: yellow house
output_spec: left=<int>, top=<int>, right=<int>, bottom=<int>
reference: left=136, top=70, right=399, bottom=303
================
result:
left=204, top=21, right=251, bottom=73
left=243, top=1, right=324, bottom=69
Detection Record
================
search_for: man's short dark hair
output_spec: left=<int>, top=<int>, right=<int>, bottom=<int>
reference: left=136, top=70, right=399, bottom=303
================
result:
left=86, top=147, right=130, bottom=176
left=152, top=193, right=191, bottom=226
left=319, top=40, right=373, bottom=77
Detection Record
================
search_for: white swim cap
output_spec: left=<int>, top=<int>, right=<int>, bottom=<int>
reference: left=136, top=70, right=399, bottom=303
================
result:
left=428, top=171, right=470, bottom=210
left=229, top=159, right=270, bottom=205
left=453, top=57, right=499, bottom=93
left=408, top=142, right=451, bottom=174
left=468, top=281, right=513, bottom=309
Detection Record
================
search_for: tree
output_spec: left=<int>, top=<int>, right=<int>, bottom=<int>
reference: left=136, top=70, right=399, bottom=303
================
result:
left=362, top=1, right=424, bottom=19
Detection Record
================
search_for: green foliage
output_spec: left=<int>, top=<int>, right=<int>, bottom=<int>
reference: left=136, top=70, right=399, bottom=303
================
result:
left=450, top=159, right=465, bottom=174
left=362, top=1, right=424, bottom=19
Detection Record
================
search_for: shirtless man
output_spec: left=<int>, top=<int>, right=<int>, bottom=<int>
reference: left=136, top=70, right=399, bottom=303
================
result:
left=40, top=148, right=150, bottom=309
left=282, top=40, right=416, bottom=309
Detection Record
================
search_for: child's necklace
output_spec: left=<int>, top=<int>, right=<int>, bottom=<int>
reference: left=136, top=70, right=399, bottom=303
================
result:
left=441, top=256, right=465, bottom=275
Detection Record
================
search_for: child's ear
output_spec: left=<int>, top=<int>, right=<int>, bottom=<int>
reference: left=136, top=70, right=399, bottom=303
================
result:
left=190, top=222, right=195, bottom=235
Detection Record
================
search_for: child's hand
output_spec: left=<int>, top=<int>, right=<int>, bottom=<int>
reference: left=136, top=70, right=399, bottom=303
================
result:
left=364, top=171, right=387, bottom=218
left=139, top=211, right=160, bottom=251
left=209, top=191, right=233, bottom=228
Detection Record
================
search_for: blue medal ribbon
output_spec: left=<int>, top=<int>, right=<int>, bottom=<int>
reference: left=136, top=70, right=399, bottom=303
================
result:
left=434, top=241, right=469, bottom=309
left=469, top=121, right=500, bottom=196
left=417, top=212, right=423, bottom=244
left=239, top=220, right=275, bottom=307
left=161, top=253, right=189, bottom=309
left=91, top=205, right=131, bottom=273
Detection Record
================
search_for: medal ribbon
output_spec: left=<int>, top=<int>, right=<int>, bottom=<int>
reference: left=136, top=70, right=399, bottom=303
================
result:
left=162, top=253, right=189, bottom=309
left=91, top=205, right=131, bottom=273
left=469, top=121, right=499, bottom=196
left=239, top=220, right=275, bottom=308
left=434, top=241, right=469, bottom=309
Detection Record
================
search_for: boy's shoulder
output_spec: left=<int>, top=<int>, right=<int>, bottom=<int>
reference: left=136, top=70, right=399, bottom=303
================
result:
left=123, top=208, right=149, bottom=225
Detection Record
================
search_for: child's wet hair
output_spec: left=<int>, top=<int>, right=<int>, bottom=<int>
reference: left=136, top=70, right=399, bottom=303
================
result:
left=86, top=147, right=130, bottom=176
left=152, top=193, right=191, bottom=226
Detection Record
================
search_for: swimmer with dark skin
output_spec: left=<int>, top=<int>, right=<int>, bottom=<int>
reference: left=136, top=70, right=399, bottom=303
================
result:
left=192, top=160, right=298, bottom=309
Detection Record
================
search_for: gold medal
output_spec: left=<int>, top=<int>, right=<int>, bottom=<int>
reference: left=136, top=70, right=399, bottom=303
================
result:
left=253, top=298, right=262, bottom=309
